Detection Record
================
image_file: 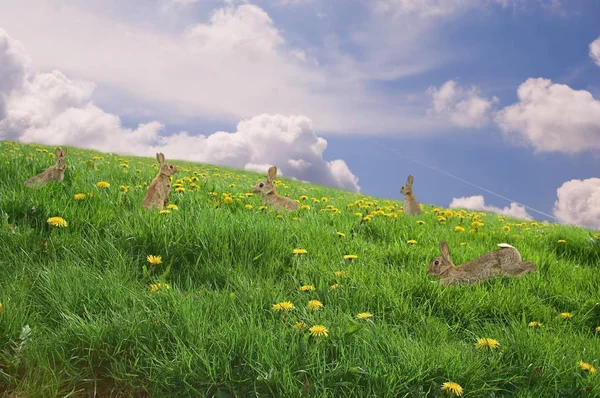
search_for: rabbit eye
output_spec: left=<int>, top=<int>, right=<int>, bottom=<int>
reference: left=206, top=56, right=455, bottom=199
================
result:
left=259, top=183, right=264, bottom=188
left=434, top=260, right=440, bottom=265
left=169, top=165, right=173, bottom=169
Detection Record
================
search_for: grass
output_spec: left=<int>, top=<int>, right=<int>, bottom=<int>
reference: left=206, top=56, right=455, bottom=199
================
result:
left=0, top=140, right=599, bottom=397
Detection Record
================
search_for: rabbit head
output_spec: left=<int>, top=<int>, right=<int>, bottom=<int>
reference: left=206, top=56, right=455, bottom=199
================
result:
left=400, top=175, right=414, bottom=196
left=427, top=241, right=455, bottom=276
left=55, top=147, right=67, bottom=169
left=252, top=166, right=277, bottom=195
left=156, top=152, right=178, bottom=176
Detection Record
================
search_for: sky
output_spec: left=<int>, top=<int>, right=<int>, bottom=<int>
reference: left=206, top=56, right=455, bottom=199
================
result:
left=0, top=0, right=599, bottom=230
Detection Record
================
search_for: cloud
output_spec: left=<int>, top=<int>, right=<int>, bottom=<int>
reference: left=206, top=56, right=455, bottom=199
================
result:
left=494, top=78, right=600, bottom=154
left=553, top=178, right=600, bottom=231
left=428, top=80, right=498, bottom=128
left=449, top=195, right=532, bottom=219
left=590, top=36, right=600, bottom=67
left=0, top=27, right=360, bottom=193
left=0, top=28, right=29, bottom=119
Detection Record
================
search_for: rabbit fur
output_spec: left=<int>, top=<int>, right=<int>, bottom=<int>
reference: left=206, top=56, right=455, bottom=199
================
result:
left=427, top=241, right=537, bottom=286
left=400, top=175, right=421, bottom=215
left=252, top=166, right=299, bottom=212
left=142, top=153, right=179, bottom=209
left=24, top=147, right=67, bottom=187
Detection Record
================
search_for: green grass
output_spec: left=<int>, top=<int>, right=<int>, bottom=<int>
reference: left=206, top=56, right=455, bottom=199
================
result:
left=0, top=140, right=599, bottom=398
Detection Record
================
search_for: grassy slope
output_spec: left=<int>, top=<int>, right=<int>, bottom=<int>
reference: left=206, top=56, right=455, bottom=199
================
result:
left=0, top=140, right=599, bottom=398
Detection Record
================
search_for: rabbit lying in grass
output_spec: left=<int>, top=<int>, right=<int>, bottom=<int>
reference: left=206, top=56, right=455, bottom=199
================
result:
left=142, top=153, right=179, bottom=209
left=400, top=175, right=421, bottom=215
left=427, top=241, right=537, bottom=286
left=252, top=166, right=299, bottom=212
left=24, top=147, right=67, bottom=187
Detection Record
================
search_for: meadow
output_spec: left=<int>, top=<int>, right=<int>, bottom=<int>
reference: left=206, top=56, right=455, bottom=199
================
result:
left=0, top=140, right=599, bottom=397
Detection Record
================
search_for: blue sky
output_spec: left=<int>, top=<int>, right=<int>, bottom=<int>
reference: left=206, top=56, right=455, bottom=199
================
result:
left=0, top=0, right=599, bottom=229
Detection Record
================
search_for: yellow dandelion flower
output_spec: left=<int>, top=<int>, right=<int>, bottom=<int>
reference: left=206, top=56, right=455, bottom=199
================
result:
left=459, top=242, right=467, bottom=246
left=47, top=216, right=68, bottom=228
left=120, top=163, right=129, bottom=168
left=557, top=239, right=566, bottom=244
left=159, top=209, right=171, bottom=215
left=175, top=187, right=185, bottom=193
left=307, top=300, right=323, bottom=311
left=417, top=220, right=425, bottom=225
left=309, top=325, right=329, bottom=338
left=299, top=285, right=315, bottom=292
left=149, top=283, right=171, bottom=292
left=245, top=204, right=253, bottom=209
left=335, top=271, right=348, bottom=278
left=407, top=239, right=417, bottom=245
left=300, top=204, right=310, bottom=210
left=293, top=322, right=307, bottom=331
left=503, top=226, right=510, bottom=232
left=441, top=381, right=463, bottom=396
left=293, top=248, right=307, bottom=255
left=336, top=232, right=345, bottom=238
left=167, top=204, right=179, bottom=210
left=579, top=361, right=596, bottom=374
left=74, top=193, right=86, bottom=200
left=560, top=312, right=573, bottom=319
left=300, top=195, right=308, bottom=200
left=147, top=255, right=162, bottom=265
left=344, top=254, right=358, bottom=260
left=475, top=337, right=500, bottom=350
left=356, top=312, right=373, bottom=320
left=330, top=283, right=340, bottom=290
left=594, top=233, right=600, bottom=240
left=96, top=181, right=110, bottom=189
left=321, top=197, right=328, bottom=202
left=528, top=321, right=543, bottom=328
left=0, top=302, right=3, bottom=313
left=223, top=196, right=233, bottom=204
left=272, top=301, right=295, bottom=311
left=596, top=326, right=600, bottom=332
left=454, top=226, right=465, bottom=232
left=355, top=212, right=363, bottom=217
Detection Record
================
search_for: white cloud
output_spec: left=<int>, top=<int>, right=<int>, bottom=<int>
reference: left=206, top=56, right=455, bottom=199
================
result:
left=428, top=80, right=498, bottom=128
left=0, top=27, right=360, bottom=193
left=589, top=36, right=600, bottom=67
left=449, top=195, right=532, bottom=219
left=553, top=178, right=600, bottom=231
left=494, top=78, right=600, bottom=154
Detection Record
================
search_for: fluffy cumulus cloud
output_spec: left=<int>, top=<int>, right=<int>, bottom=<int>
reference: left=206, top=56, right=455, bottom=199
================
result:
left=428, top=80, right=498, bottom=128
left=494, top=78, right=600, bottom=154
left=449, top=195, right=532, bottom=219
left=0, top=28, right=360, bottom=192
left=553, top=178, right=600, bottom=230
left=590, top=36, right=600, bottom=67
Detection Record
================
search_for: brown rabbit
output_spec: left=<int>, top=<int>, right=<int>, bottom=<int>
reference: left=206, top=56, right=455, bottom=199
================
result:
left=427, top=241, right=537, bottom=286
left=24, top=147, right=67, bottom=187
left=142, top=153, right=179, bottom=209
left=252, top=166, right=299, bottom=212
left=400, top=175, right=421, bottom=215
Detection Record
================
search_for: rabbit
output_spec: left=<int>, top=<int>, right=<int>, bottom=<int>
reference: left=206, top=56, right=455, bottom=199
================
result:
left=24, top=147, right=67, bottom=187
left=252, top=166, right=299, bottom=212
left=142, top=153, right=179, bottom=209
left=400, top=174, right=422, bottom=215
left=426, top=241, right=537, bottom=286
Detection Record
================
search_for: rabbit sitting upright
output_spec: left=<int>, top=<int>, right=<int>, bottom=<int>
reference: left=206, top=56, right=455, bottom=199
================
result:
left=142, top=152, right=179, bottom=209
left=252, top=166, right=299, bottom=212
left=24, top=147, right=67, bottom=187
left=427, top=241, right=537, bottom=286
left=400, top=174, right=422, bottom=215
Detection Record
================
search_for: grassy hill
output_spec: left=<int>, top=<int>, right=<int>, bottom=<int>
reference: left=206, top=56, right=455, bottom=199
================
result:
left=0, top=140, right=599, bottom=397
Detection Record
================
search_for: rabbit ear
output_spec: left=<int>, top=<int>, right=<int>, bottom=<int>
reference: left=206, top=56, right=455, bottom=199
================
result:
left=267, top=166, right=277, bottom=182
left=55, top=148, right=61, bottom=158
left=407, top=175, right=414, bottom=185
left=440, top=241, right=451, bottom=262
left=61, top=148, right=67, bottom=157
left=156, top=153, right=165, bottom=164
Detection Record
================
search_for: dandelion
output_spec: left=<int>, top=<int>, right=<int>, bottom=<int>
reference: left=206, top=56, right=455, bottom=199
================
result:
left=293, top=248, right=307, bottom=255
left=0, top=302, right=3, bottom=313
left=407, top=239, right=417, bottom=245
left=460, top=242, right=467, bottom=246
left=147, top=255, right=162, bottom=265
left=475, top=337, right=500, bottom=350
left=245, top=204, right=253, bottom=209
left=293, top=322, right=307, bottom=331
left=528, top=321, right=543, bottom=328
left=120, top=163, right=129, bottom=168
left=299, top=285, right=315, bottom=292
left=579, top=361, right=596, bottom=374
left=224, top=196, right=233, bottom=204
left=503, top=225, right=511, bottom=233
left=330, top=283, right=340, bottom=290
left=307, top=300, right=323, bottom=311
left=309, top=325, right=329, bottom=338
left=120, top=185, right=130, bottom=192
left=454, top=226, right=465, bottom=232
left=166, top=204, right=179, bottom=210
left=96, top=181, right=110, bottom=189
left=300, top=204, right=310, bottom=210
left=300, top=195, right=308, bottom=200
left=441, top=382, right=463, bottom=396
left=321, top=197, right=328, bottom=202
left=74, top=193, right=86, bottom=200
left=272, top=301, right=295, bottom=312
left=356, top=312, right=373, bottom=320
left=175, top=187, right=185, bottom=193
left=560, top=312, right=573, bottom=319
left=159, top=209, right=171, bottom=215
left=557, top=239, right=566, bottom=244
left=336, top=232, right=345, bottom=238
left=47, top=216, right=68, bottom=228
left=335, top=271, right=348, bottom=278
left=355, top=212, right=363, bottom=218
left=344, top=254, right=358, bottom=260
left=417, top=220, right=425, bottom=225
left=149, top=283, right=171, bottom=292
